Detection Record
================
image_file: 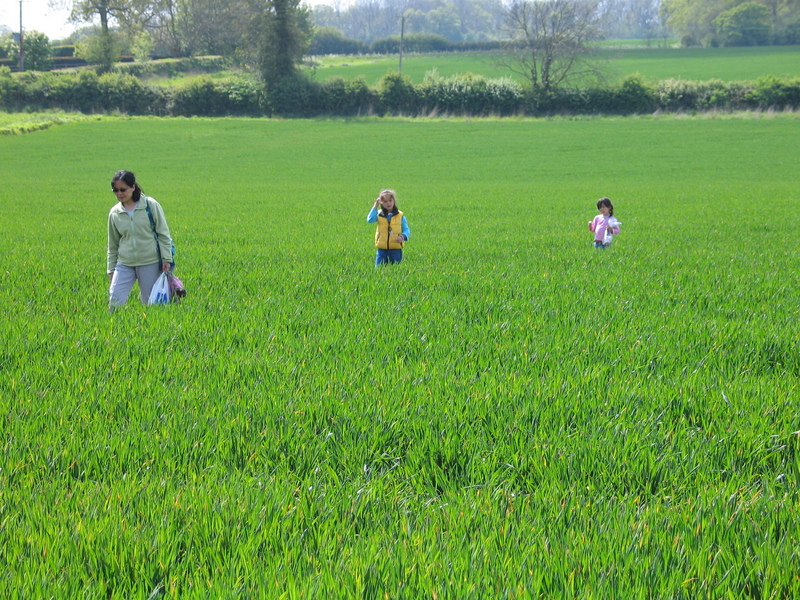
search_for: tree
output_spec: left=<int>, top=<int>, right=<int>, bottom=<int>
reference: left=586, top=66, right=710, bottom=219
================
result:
left=309, top=27, right=368, bottom=55
left=714, top=1, right=771, bottom=45
left=75, top=27, right=120, bottom=69
left=144, top=0, right=183, bottom=57
left=68, top=0, right=118, bottom=36
left=131, top=28, right=154, bottom=60
left=66, top=0, right=124, bottom=69
left=426, top=4, right=464, bottom=41
left=597, top=0, right=663, bottom=41
left=451, top=0, right=501, bottom=40
left=500, top=0, right=603, bottom=92
left=761, top=0, right=800, bottom=42
left=309, top=0, right=507, bottom=44
left=2, top=31, right=54, bottom=71
left=172, top=0, right=251, bottom=57
left=249, top=0, right=313, bottom=83
left=57, top=0, right=160, bottom=61
left=661, top=0, right=732, bottom=46
left=664, top=0, right=800, bottom=45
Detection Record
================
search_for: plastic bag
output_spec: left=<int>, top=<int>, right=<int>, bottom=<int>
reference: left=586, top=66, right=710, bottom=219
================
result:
left=148, top=273, right=171, bottom=305
left=603, top=218, right=621, bottom=246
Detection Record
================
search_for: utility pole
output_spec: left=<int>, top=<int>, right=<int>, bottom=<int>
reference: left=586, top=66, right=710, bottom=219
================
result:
left=399, top=15, right=405, bottom=73
left=19, top=0, right=25, bottom=71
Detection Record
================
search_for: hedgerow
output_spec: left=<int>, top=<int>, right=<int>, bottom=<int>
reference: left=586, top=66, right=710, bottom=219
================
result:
left=113, top=56, right=231, bottom=78
left=1, top=65, right=798, bottom=117
left=0, top=69, right=169, bottom=114
left=419, top=71, right=524, bottom=116
left=171, top=76, right=265, bottom=116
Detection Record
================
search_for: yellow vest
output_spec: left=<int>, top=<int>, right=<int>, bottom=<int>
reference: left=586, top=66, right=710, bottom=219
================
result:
left=375, top=211, right=405, bottom=250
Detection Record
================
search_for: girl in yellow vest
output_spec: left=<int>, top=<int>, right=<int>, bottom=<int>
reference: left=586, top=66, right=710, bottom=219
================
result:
left=367, top=189, right=411, bottom=266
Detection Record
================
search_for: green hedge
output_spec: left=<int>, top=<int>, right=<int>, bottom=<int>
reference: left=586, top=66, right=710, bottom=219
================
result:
left=371, top=34, right=454, bottom=55
left=309, top=29, right=369, bottom=56
left=419, top=71, right=524, bottom=116
left=1, top=66, right=798, bottom=117
left=0, top=69, right=169, bottom=114
left=318, top=76, right=377, bottom=116
left=369, top=35, right=504, bottom=54
left=309, top=33, right=505, bottom=57
left=172, top=76, right=264, bottom=116
left=113, top=56, right=231, bottom=78
left=52, top=46, right=76, bottom=58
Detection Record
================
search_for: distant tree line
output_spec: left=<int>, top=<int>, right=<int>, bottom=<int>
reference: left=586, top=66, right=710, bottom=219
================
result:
left=311, top=0, right=670, bottom=44
left=312, top=0, right=797, bottom=48
left=312, top=0, right=800, bottom=46
left=9, top=0, right=314, bottom=78
left=309, top=29, right=503, bottom=54
left=315, top=0, right=799, bottom=47
left=2, top=0, right=797, bottom=82
left=662, top=0, right=800, bottom=46
left=3, top=0, right=313, bottom=88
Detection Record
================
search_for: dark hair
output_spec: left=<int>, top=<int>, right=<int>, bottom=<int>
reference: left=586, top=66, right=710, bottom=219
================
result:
left=379, top=189, right=400, bottom=214
left=597, top=197, right=614, bottom=216
left=111, top=170, right=143, bottom=202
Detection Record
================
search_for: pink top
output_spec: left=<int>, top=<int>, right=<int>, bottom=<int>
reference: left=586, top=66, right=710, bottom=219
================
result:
left=589, top=215, right=621, bottom=243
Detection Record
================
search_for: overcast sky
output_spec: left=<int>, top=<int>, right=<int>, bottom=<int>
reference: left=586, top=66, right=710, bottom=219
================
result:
left=1, top=0, right=341, bottom=41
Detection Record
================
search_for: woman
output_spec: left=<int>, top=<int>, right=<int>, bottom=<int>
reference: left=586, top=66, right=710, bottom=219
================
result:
left=367, top=189, right=411, bottom=266
left=107, top=170, right=173, bottom=310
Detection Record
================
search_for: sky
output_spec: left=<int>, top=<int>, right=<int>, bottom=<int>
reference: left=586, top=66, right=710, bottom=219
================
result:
left=1, top=0, right=341, bottom=42
left=1, top=0, right=76, bottom=40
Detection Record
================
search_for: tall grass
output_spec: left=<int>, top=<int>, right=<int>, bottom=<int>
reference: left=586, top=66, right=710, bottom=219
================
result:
left=1, top=115, right=799, bottom=598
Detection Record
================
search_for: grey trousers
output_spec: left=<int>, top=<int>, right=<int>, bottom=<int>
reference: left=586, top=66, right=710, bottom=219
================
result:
left=109, top=263, right=161, bottom=310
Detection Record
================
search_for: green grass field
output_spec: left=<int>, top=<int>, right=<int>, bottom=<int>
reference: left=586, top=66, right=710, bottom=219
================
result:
left=0, top=111, right=100, bottom=135
left=1, top=114, right=799, bottom=597
left=308, top=45, right=800, bottom=85
left=605, top=45, right=800, bottom=82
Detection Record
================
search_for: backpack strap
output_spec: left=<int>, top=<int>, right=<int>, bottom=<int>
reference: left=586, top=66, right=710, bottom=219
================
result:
left=144, top=197, right=163, bottom=267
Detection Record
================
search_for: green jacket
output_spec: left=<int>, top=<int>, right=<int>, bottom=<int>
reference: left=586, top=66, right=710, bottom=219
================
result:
left=107, top=196, right=173, bottom=273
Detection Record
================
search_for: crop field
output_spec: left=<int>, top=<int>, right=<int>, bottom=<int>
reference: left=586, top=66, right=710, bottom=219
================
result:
left=1, top=113, right=799, bottom=598
left=308, top=45, right=800, bottom=85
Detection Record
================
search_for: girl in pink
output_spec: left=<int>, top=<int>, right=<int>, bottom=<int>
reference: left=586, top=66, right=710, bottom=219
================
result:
left=588, top=197, right=621, bottom=249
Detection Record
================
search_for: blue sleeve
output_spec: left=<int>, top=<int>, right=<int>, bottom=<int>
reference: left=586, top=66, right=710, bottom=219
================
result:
left=367, top=207, right=378, bottom=223
left=401, top=216, right=410, bottom=240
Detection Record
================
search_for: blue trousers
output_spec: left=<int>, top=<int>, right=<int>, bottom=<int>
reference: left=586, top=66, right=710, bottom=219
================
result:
left=375, top=249, right=403, bottom=266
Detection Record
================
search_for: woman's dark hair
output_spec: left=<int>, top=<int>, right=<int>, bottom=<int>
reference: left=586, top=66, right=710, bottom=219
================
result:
left=111, top=170, right=142, bottom=202
left=597, top=197, right=614, bottom=216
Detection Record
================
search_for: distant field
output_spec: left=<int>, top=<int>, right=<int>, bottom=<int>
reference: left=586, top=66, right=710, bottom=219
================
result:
left=307, top=45, right=800, bottom=85
left=605, top=45, right=800, bottom=82
left=1, top=114, right=799, bottom=597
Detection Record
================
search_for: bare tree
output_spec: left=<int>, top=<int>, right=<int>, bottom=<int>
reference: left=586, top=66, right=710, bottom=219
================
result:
left=500, top=0, right=604, bottom=91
